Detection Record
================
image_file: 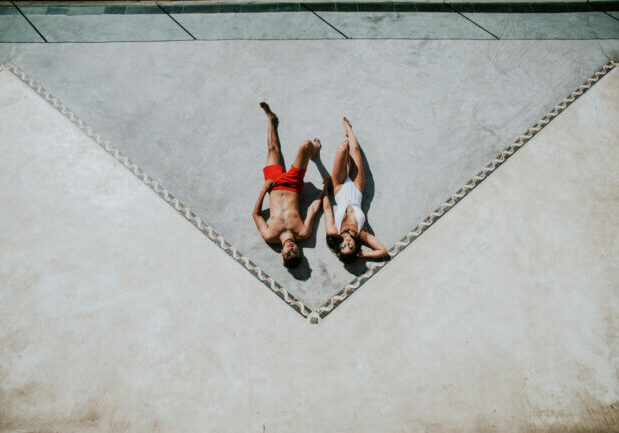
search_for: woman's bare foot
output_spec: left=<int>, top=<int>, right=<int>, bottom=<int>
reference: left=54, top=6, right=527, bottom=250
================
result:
left=260, top=102, right=278, bottom=124
left=311, top=138, right=322, bottom=159
left=343, top=117, right=352, bottom=136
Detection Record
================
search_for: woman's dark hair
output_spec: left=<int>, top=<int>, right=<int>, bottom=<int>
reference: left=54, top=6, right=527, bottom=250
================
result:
left=326, top=234, right=361, bottom=264
left=326, top=234, right=342, bottom=252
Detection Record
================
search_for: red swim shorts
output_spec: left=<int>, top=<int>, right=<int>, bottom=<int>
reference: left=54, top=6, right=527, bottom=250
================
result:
left=263, top=165, right=306, bottom=193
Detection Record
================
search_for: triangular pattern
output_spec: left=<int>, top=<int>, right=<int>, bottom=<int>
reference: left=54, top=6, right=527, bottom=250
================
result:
left=3, top=58, right=615, bottom=320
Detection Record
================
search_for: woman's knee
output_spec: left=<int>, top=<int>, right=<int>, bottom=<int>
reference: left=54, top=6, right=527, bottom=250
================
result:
left=336, top=140, right=348, bottom=154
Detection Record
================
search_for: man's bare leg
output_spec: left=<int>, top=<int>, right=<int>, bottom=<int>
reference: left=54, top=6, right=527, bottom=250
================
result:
left=292, top=138, right=321, bottom=170
left=260, top=102, right=281, bottom=166
left=343, top=117, right=365, bottom=192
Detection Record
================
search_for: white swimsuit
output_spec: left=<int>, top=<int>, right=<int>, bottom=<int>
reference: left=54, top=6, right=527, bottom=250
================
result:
left=334, top=178, right=365, bottom=233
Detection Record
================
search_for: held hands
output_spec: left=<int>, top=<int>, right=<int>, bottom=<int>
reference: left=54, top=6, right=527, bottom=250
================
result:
left=320, top=176, right=333, bottom=198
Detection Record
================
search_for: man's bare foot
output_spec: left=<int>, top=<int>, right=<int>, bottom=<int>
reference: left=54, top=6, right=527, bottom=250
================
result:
left=311, top=138, right=322, bottom=159
left=260, top=102, right=278, bottom=123
left=343, top=117, right=352, bottom=136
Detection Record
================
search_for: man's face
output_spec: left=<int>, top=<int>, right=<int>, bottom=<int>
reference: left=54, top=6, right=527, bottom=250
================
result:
left=282, top=239, right=300, bottom=260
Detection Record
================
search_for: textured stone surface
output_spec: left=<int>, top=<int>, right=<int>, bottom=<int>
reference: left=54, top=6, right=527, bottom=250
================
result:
left=172, top=12, right=343, bottom=39
left=463, top=12, right=619, bottom=39
left=0, top=9, right=42, bottom=42
left=22, top=12, right=192, bottom=42
left=1, top=63, right=617, bottom=433
left=318, top=11, right=493, bottom=39
left=0, top=40, right=617, bottom=310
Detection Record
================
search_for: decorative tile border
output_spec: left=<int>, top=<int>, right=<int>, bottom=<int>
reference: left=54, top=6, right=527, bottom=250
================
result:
left=0, top=62, right=311, bottom=319
left=1, top=59, right=616, bottom=323
left=314, top=58, right=617, bottom=319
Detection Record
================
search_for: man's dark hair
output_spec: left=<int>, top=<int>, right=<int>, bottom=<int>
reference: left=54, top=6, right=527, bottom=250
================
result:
left=283, top=254, right=302, bottom=269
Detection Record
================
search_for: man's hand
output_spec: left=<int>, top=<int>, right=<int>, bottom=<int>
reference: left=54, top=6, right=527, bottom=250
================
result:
left=262, top=179, right=275, bottom=193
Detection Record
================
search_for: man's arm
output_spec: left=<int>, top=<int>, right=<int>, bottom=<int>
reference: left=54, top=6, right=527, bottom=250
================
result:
left=252, top=180, right=274, bottom=240
left=358, top=230, right=389, bottom=260
left=298, top=197, right=322, bottom=240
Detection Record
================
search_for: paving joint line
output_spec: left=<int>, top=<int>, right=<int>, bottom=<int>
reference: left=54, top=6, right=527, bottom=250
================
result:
left=0, top=62, right=310, bottom=319
left=10, top=1, right=48, bottom=42
left=314, top=58, right=618, bottom=318
left=301, top=3, right=349, bottom=39
left=601, top=10, right=619, bottom=22
left=447, top=2, right=500, bottom=40
left=156, top=2, right=197, bottom=40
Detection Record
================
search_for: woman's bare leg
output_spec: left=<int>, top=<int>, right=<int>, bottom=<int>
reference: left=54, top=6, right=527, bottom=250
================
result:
left=260, top=102, right=281, bottom=166
left=343, top=117, right=364, bottom=192
left=331, top=139, right=349, bottom=193
left=292, top=138, right=321, bottom=170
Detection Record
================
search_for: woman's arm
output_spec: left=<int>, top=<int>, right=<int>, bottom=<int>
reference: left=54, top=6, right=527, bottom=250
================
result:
left=358, top=230, right=389, bottom=259
left=322, top=177, right=339, bottom=236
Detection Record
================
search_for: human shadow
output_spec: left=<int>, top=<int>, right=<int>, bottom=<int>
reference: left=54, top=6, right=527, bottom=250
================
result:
left=358, top=144, right=376, bottom=236
left=298, top=182, right=323, bottom=249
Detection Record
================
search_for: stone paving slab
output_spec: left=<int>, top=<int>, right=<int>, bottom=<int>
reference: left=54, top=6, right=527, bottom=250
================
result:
left=0, top=7, right=42, bottom=42
left=317, top=11, right=494, bottom=38
left=0, top=40, right=617, bottom=312
left=20, top=8, right=193, bottom=42
left=1, top=62, right=617, bottom=432
left=464, top=11, right=619, bottom=39
left=3, top=4, right=619, bottom=41
left=172, top=11, right=344, bottom=39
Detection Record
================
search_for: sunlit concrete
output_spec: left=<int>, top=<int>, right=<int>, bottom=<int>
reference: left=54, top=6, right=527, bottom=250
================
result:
left=1, top=61, right=617, bottom=432
left=1, top=40, right=617, bottom=310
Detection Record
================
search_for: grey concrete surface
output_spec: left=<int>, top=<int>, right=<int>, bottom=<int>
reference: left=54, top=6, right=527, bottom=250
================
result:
left=21, top=11, right=193, bottom=42
left=0, top=40, right=617, bottom=311
left=0, top=8, right=42, bottom=42
left=318, top=11, right=494, bottom=39
left=172, top=11, right=343, bottom=39
left=464, top=12, right=619, bottom=39
left=1, top=64, right=617, bottom=432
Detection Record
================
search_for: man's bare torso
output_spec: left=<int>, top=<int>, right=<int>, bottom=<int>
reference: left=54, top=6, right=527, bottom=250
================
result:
left=264, top=190, right=304, bottom=243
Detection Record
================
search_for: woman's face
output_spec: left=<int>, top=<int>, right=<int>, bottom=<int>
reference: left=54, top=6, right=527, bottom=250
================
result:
left=339, top=232, right=356, bottom=255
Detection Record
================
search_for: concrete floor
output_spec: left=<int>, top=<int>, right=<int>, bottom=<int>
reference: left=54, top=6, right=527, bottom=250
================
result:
left=0, top=60, right=617, bottom=432
left=1, top=40, right=617, bottom=311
